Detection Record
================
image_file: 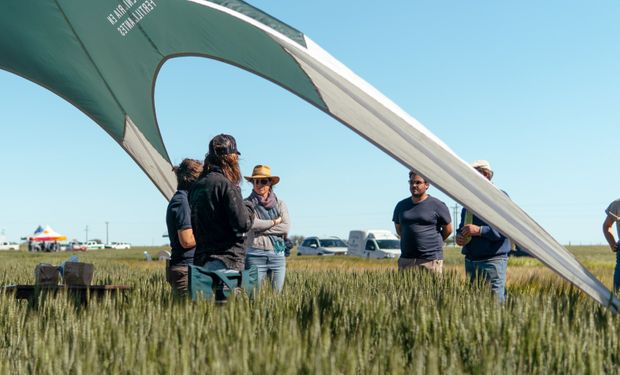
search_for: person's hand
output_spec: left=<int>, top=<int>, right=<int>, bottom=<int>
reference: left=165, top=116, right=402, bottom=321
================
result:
left=461, top=224, right=481, bottom=237
left=455, top=234, right=466, bottom=246
left=272, top=217, right=283, bottom=226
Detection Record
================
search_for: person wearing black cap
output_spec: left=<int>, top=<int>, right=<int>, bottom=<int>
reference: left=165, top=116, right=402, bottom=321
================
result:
left=189, top=134, right=254, bottom=272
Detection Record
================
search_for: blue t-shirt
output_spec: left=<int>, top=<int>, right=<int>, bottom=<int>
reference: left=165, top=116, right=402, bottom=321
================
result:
left=166, top=190, right=194, bottom=266
left=392, top=195, right=451, bottom=260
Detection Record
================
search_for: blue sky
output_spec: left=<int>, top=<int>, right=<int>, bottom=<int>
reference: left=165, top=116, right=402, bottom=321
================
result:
left=0, top=0, right=618, bottom=245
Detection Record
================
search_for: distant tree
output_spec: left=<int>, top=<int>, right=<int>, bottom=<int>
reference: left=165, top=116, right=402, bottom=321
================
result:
left=289, top=235, right=304, bottom=245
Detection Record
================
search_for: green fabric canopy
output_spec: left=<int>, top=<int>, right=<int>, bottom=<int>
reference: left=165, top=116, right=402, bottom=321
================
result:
left=0, top=0, right=325, bottom=198
left=0, top=0, right=617, bottom=311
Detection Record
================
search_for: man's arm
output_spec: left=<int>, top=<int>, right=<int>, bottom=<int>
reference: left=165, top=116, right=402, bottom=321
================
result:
left=394, top=223, right=401, bottom=237
left=177, top=228, right=196, bottom=249
left=392, top=202, right=401, bottom=237
left=603, top=214, right=618, bottom=252
left=461, top=224, right=503, bottom=241
left=441, top=223, right=453, bottom=241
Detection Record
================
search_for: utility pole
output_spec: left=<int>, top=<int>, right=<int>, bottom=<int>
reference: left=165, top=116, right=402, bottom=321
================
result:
left=105, top=221, right=109, bottom=244
left=452, top=204, right=460, bottom=245
left=85, top=225, right=89, bottom=242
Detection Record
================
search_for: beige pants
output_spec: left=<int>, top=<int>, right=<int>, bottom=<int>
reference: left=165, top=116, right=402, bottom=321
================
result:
left=398, top=258, right=443, bottom=274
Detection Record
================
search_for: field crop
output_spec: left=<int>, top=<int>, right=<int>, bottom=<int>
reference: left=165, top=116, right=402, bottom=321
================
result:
left=0, top=246, right=618, bottom=374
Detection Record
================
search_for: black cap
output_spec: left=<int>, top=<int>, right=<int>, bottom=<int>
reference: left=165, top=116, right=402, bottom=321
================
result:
left=208, top=134, right=240, bottom=156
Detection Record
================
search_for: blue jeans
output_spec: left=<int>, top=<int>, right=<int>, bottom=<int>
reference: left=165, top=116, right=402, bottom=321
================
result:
left=614, top=248, right=620, bottom=291
left=203, top=260, right=237, bottom=274
left=245, top=251, right=286, bottom=292
left=465, top=256, right=508, bottom=303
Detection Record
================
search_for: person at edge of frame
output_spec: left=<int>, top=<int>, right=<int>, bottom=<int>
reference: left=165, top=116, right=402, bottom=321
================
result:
left=603, top=198, right=620, bottom=291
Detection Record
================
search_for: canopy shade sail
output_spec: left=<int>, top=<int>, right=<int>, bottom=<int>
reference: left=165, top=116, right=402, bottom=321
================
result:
left=29, top=225, right=67, bottom=242
left=0, top=0, right=617, bottom=311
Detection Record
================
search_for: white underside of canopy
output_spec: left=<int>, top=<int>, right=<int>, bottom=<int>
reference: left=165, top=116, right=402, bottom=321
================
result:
left=286, top=38, right=618, bottom=311
left=188, top=0, right=618, bottom=311
left=122, top=116, right=176, bottom=200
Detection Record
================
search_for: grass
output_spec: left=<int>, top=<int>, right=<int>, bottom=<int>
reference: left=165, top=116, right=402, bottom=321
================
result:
left=0, top=246, right=617, bottom=373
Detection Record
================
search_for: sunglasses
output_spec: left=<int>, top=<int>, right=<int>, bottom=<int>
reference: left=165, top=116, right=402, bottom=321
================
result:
left=252, top=179, right=270, bottom=186
left=408, top=179, right=426, bottom=186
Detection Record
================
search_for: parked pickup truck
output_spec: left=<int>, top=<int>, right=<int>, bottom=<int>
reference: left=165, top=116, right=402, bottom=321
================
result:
left=105, top=242, right=131, bottom=250
left=84, top=241, right=105, bottom=250
left=0, top=241, right=19, bottom=250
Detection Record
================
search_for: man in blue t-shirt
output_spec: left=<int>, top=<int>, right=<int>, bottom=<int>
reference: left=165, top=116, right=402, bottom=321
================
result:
left=392, top=171, right=452, bottom=273
left=456, top=160, right=511, bottom=302
left=165, top=158, right=203, bottom=295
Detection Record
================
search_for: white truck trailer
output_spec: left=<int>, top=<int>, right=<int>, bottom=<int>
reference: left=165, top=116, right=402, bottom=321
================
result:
left=347, top=230, right=401, bottom=259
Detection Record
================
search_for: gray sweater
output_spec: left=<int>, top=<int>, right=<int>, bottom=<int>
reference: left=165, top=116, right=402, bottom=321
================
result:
left=245, top=199, right=290, bottom=251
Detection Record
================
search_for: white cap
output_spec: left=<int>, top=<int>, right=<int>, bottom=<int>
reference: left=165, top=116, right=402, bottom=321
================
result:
left=470, top=160, right=492, bottom=172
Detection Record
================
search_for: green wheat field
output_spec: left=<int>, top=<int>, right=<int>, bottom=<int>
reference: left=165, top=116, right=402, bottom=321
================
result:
left=0, top=246, right=618, bottom=374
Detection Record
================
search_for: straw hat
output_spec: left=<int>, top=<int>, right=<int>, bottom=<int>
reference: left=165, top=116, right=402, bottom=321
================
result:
left=244, top=165, right=280, bottom=185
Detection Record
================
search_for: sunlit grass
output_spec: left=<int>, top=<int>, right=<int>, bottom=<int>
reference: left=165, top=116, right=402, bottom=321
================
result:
left=0, top=246, right=617, bottom=373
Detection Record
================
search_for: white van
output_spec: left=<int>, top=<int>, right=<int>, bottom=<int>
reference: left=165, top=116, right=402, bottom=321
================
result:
left=347, top=230, right=401, bottom=259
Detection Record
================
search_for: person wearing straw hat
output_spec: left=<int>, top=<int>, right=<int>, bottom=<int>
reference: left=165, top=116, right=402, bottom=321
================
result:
left=190, top=134, right=255, bottom=272
left=455, top=160, right=511, bottom=302
left=244, top=165, right=290, bottom=292
left=165, top=158, right=203, bottom=295
left=603, top=198, right=620, bottom=290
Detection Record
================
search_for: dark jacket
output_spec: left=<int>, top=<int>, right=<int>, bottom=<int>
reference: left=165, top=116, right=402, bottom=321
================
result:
left=189, top=168, right=254, bottom=270
left=458, top=208, right=511, bottom=261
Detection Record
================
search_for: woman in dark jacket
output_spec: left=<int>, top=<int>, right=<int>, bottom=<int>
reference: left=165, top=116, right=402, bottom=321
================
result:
left=190, top=134, right=254, bottom=271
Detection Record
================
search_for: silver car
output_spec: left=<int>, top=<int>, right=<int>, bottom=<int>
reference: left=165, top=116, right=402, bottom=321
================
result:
left=297, top=236, right=348, bottom=256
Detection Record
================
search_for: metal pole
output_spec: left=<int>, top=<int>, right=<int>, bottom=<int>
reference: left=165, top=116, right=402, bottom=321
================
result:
left=85, top=225, right=89, bottom=242
left=105, top=221, right=109, bottom=244
left=452, top=204, right=459, bottom=245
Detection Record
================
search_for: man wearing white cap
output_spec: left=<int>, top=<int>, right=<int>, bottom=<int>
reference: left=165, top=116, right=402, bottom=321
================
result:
left=603, top=198, right=620, bottom=291
left=455, top=160, right=511, bottom=302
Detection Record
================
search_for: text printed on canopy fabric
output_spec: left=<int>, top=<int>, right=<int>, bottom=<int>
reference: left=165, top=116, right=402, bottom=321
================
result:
left=106, top=0, right=158, bottom=37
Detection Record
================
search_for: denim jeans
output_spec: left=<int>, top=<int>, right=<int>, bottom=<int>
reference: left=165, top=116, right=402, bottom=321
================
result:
left=245, top=250, right=286, bottom=292
left=203, top=259, right=237, bottom=273
left=465, top=256, right=508, bottom=303
left=614, top=248, right=620, bottom=291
